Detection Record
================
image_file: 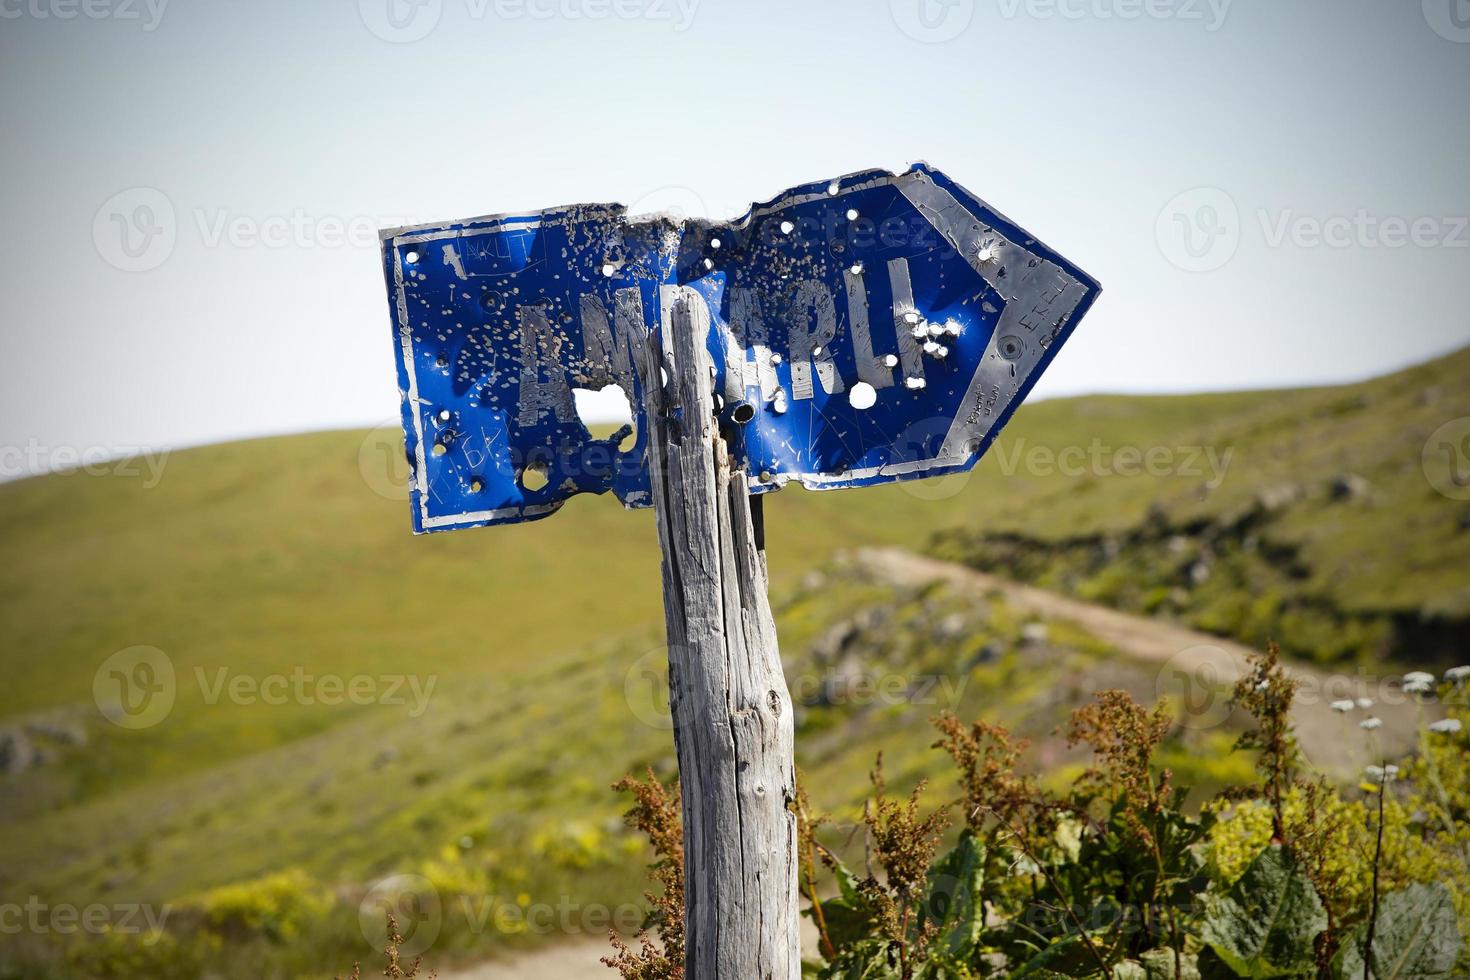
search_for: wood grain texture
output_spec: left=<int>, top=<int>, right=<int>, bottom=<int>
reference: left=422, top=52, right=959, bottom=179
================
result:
left=642, top=294, right=800, bottom=979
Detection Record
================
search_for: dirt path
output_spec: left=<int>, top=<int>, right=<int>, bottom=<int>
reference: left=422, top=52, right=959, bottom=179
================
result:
left=851, top=547, right=1432, bottom=781
left=444, top=548, right=1434, bottom=978
left=441, top=939, right=611, bottom=979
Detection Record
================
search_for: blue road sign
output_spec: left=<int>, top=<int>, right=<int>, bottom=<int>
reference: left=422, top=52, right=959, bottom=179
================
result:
left=378, top=164, right=1099, bottom=533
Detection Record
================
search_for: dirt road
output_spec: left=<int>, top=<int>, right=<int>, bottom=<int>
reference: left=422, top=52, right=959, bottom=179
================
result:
left=441, top=939, right=611, bottom=979
left=852, top=547, right=1431, bottom=781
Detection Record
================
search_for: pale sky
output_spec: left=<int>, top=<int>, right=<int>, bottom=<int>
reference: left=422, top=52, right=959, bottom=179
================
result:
left=1, top=0, right=1467, bottom=477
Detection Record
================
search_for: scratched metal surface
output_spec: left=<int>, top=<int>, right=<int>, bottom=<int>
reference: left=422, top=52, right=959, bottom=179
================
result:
left=378, top=163, right=1100, bottom=533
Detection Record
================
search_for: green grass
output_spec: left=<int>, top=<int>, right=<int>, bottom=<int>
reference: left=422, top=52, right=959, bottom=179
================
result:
left=1, top=345, right=1466, bottom=977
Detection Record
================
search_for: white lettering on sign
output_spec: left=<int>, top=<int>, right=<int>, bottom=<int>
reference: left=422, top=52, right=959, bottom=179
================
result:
left=516, top=305, right=577, bottom=426
left=787, top=280, right=844, bottom=400
left=844, top=267, right=895, bottom=391
left=719, top=313, right=747, bottom=406
left=886, top=258, right=927, bottom=387
left=730, top=287, right=780, bottom=404
left=579, top=288, right=647, bottom=396
left=507, top=275, right=952, bottom=417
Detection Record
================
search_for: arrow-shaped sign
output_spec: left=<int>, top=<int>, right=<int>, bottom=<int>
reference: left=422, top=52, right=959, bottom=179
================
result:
left=378, top=164, right=1100, bottom=532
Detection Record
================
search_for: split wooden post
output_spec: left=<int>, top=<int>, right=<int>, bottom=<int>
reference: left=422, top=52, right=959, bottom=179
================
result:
left=641, top=294, right=801, bottom=979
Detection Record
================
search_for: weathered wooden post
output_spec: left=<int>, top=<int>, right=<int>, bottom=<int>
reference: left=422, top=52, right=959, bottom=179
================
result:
left=644, top=296, right=799, bottom=977
left=376, top=163, right=1097, bottom=977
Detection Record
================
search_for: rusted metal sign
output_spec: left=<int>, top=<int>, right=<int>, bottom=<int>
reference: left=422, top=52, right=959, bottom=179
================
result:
left=379, top=163, right=1100, bottom=532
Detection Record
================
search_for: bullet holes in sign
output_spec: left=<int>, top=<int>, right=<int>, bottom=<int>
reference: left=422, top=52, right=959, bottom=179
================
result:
left=848, top=382, right=878, bottom=411
left=520, top=464, right=549, bottom=492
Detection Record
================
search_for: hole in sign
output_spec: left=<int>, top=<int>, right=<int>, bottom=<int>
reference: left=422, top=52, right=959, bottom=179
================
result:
left=848, top=381, right=877, bottom=410
left=520, top=464, right=549, bottom=492
left=573, top=384, right=637, bottom=453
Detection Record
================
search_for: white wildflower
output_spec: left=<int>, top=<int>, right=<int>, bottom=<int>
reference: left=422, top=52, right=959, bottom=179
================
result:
left=1429, top=718, right=1463, bottom=735
left=1364, top=764, right=1399, bottom=784
left=1356, top=697, right=1375, bottom=709
left=1444, top=665, right=1470, bottom=684
left=1403, top=674, right=1435, bottom=695
left=1330, top=699, right=1355, bottom=712
left=1359, top=717, right=1383, bottom=730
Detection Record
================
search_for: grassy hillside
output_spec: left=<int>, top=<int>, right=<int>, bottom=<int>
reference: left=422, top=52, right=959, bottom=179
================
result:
left=927, top=344, right=1470, bottom=665
left=1, top=561, right=1237, bottom=979
left=1, top=345, right=1465, bottom=977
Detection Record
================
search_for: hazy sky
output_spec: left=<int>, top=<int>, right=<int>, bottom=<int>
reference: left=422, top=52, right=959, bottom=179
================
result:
left=1, top=0, right=1467, bottom=476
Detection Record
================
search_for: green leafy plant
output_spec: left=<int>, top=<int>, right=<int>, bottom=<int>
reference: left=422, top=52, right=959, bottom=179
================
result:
left=1332, top=883, right=1461, bottom=980
left=1200, top=845, right=1325, bottom=978
left=612, top=650, right=1470, bottom=979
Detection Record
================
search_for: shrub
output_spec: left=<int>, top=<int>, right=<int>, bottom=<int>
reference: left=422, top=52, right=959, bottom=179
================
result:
left=612, top=647, right=1470, bottom=979
left=194, top=867, right=331, bottom=943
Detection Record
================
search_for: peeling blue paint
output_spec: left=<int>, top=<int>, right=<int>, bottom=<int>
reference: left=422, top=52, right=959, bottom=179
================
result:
left=378, top=163, right=1100, bottom=533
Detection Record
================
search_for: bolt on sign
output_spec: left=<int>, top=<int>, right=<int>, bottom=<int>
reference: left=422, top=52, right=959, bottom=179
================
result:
left=378, top=164, right=1100, bottom=531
